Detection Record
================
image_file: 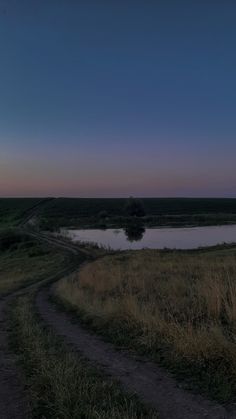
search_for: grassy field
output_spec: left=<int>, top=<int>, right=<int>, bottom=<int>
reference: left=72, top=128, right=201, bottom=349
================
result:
left=39, top=197, right=236, bottom=229
left=56, top=247, right=236, bottom=402
left=10, top=294, right=158, bottom=419
left=0, top=198, right=43, bottom=228
left=0, top=230, right=67, bottom=296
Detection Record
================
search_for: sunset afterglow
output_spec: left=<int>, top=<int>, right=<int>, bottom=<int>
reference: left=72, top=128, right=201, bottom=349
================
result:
left=1, top=1, right=236, bottom=197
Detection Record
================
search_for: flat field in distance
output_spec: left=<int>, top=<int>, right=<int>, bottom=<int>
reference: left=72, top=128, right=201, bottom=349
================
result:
left=39, top=197, right=236, bottom=229
left=0, top=198, right=42, bottom=228
left=56, top=246, right=236, bottom=402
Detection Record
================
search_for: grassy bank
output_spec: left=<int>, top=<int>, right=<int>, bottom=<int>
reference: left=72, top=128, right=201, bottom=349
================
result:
left=0, top=231, right=68, bottom=296
left=56, top=247, right=236, bottom=402
left=10, top=294, right=158, bottom=418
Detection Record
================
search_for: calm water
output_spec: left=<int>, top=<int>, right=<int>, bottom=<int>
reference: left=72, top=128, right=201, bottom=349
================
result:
left=63, top=225, right=236, bottom=250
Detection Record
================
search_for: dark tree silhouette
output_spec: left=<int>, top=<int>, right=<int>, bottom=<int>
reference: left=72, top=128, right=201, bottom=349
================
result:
left=124, top=197, right=146, bottom=217
left=124, top=219, right=145, bottom=242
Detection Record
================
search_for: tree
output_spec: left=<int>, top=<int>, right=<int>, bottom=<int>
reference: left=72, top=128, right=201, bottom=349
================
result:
left=124, top=197, right=146, bottom=217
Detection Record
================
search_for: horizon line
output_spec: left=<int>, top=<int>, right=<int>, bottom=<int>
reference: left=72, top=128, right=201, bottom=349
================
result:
left=1, top=196, right=236, bottom=200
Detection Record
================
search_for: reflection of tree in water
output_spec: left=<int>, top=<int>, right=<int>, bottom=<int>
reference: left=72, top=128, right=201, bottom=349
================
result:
left=124, top=221, right=145, bottom=242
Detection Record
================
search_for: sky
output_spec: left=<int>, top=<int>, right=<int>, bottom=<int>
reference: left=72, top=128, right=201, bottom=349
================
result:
left=0, top=0, right=236, bottom=197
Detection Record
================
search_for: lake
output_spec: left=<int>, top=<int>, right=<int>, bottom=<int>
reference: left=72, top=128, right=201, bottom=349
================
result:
left=62, top=224, right=236, bottom=250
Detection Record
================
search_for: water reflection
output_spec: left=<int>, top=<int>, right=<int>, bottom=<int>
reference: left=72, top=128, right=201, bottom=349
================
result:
left=63, top=224, right=236, bottom=250
left=125, top=222, right=145, bottom=242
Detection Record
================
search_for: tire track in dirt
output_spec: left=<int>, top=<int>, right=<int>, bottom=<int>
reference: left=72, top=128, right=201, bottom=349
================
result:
left=36, top=282, right=236, bottom=419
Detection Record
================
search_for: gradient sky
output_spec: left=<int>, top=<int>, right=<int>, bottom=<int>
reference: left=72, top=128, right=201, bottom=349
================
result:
left=0, top=0, right=236, bottom=197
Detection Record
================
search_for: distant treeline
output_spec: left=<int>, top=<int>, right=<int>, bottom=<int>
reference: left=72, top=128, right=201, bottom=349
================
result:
left=40, top=197, right=236, bottom=217
left=38, top=197, right=236, bottom=230
left=1, top=197, right=236, bottom=230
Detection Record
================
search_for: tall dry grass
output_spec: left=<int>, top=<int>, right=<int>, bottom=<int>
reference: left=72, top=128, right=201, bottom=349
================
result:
left=56, top=248, right=236, bottom=401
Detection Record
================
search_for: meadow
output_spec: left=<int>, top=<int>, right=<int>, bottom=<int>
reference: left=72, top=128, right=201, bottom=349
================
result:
left=56, top=246, right=236, bottom=402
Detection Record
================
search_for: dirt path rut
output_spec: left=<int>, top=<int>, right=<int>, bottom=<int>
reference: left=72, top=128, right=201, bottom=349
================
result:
left=36, top=284, right=236, bottom=419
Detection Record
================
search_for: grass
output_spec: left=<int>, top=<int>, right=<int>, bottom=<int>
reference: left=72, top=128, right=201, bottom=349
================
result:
left=0, top=231, right=68, bottom=296
left=0, top=198, right=43, bottom=228
left=10, top=293, right=158, bottom=419
left=55, top=247, right=236, bottom=402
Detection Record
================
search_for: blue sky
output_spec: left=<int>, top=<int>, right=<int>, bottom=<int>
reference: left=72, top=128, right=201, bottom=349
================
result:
left=0, top=0, right=236, bottom=196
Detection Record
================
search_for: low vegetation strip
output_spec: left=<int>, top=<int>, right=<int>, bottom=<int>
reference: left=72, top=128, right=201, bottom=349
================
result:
left=55, top=248, right=236, bottom=404
left=10, top=293, right=158, bottom=419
